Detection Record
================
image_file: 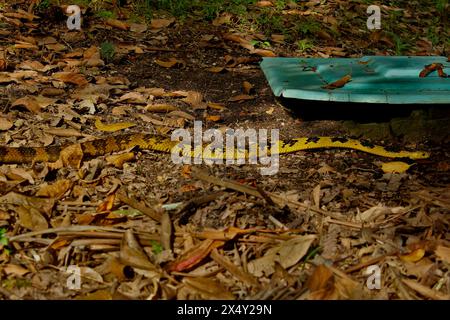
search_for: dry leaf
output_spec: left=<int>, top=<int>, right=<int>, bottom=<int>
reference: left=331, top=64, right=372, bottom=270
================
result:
left=17, top=205, right=48, bottom=231
left=11, top=96, right=42, bottom=113
left=36, top=179, right=72, bottom=199
left=228, top=94, right=254, bottom=102
left=182, top=91, right=206, bottom=109
left=155, top=57, right=184, bottom=68
left=323, top=75, right=352, bottom=89
left=95, top=118, right=136, bottom=132
left=0, top=117, right=13, bottom=131
left=105, top=18, right=129, bottom=30
left=53, top=72, right=88, bottom=86
left=242, top=81, right=254, bottom=94
left=150, top=18, right=175, bottom=29
left=380, top=161, right=412, bottom=174
left=400, top=248, right=426, bottom=262
left=435, top=246, right=450, bottom=264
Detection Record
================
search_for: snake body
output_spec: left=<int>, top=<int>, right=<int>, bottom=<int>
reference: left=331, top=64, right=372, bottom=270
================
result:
left=0, top=133, right=429, bottom=164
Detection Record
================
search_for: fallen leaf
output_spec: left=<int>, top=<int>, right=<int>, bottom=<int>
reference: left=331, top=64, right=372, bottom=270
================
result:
left=53, top=72, right=88, bottom=86
left=435, top=245, right=450, bottom=264
left=17, top=205, right=48, bottom=231
left=95, top=118, right=136, bottom=132
left=228, top=94, right=254, bottom=102
left=400, top=248, right=426, bottom=262
left=155, top=57, right=184, bottom=68
left=323, top=75, right=352, bottom=89
left=381, top=161, right=412, bottom=174
left=36, top=179, right=72, bottom=199
left=150, top=18, right=175, bottom=29
left=105, top=18, right=129, bottom=30
left=0, top=117, right=13, bottom=130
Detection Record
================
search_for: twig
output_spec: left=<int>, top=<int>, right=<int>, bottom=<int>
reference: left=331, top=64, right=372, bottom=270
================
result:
left=117, top=189, right=162, bottom=222
left=9, top=226, right=126, bottom=242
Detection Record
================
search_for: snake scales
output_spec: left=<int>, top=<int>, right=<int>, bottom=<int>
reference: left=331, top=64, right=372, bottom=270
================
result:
left=0, top=133, right=430, bottom=164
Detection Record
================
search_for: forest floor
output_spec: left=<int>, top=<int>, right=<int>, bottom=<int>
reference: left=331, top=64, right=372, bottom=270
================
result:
left=0, top=0, right=449, bottom=300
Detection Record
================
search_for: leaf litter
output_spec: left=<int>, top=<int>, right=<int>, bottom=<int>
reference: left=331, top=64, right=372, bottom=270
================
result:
left=0, top=0, right=448, bottom=301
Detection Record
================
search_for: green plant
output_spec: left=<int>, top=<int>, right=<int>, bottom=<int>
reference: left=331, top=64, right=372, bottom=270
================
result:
left=296, top=39, right=314, bottom=52
left=0, top=228, right=8, bottom=247
left=435, top=0, right=448, bottom=13
left=100, top=41, right=115, bottom=63
left=36, top=0, right=50, bottom=10
left=391, top=34, right=411, bottom=55
left=294, top=18, right=321, bottom=36
left=96, top=10, right=116, bottom=19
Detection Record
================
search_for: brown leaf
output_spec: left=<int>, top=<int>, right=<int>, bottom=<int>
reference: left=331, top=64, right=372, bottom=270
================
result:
left=167, top=239, right=224, bottom=272
left=0, top=117, right=13, bottom=131
left=150, top=18, right=175, bottom=29
left=97, top=194, right=116, bottom=213
left=105, top=18, right=129, bottom=30
left=155, top=57, right=184, bottom=68
left=228, top=94, right=254, bottom=102
left=17, top=205, right=48, bottom=231
left=251, top=48, right=277, bottom=57
left=53, top=72, right=88, bottom=86
left=435, top=245, right=450, bottom=264
left=256, top=1, right=274, bottom=7
left=36, top=179, right=72, bottom=199
left=242, top=81, right=254, bottom=94
left=307, top=264, right=337, bottom=300
left=323, top=75, right=352, bottom=89
left=182, top=91, right=206, bottom=109
left=11, top=96, right=41, bottom=113
left=120, top=230, right=160, bottom=275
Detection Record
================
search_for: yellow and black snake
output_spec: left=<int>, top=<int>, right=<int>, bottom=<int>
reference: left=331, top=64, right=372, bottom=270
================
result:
left=0, top=133, right=430, bottom=164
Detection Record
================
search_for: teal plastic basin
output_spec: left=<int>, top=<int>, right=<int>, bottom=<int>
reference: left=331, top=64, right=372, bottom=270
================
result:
left=260, top=56, right=450, bottom=104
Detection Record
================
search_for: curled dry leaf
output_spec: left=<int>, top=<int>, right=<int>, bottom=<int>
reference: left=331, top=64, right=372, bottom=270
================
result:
left=95, top=118, right=136, bottom=132
left=242, top=81, right=254, bottom=94
left=167, top=239, right=225, bottom=272
left=323, top=75, right=352, bottom=89
left=228, top=94, right=254, bottom=102
left=155, top=57, right=185, bottom=68
left=97, top=194, right=116, bottom=213
left=251, top=48, right=277, bottom=57
left=400, top=248, right=425, bottom=263
left=120, top=230, right=160, bottom=276
left=105, top=18, right=129, bottom=30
